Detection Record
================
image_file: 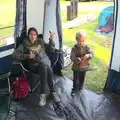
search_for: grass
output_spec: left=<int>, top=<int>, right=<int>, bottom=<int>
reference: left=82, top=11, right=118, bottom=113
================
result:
left=60, top=1, right=113, bottom=22
left=0, top=0, right=16, bottom=46
left=0, top=0, right=16, bottom=27
left=0, top=28, right=14, bottom=47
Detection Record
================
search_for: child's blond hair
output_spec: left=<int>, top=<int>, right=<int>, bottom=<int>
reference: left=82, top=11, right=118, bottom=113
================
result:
left=76, top=30, right=86, bottom=40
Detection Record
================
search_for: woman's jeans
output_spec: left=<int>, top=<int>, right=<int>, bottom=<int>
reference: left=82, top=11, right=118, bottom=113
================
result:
left=29, top=62, right=55, bottom=94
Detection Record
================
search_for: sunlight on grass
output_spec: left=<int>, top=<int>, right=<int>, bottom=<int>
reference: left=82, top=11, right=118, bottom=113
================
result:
left=60, top=1, right=113, bottom=22
left=93, top=43, right=111, bottom=65
left=60, top=0, right=70, bottom=4
left=0, top=0, right=16, bottom=27
left=0, top=0, right=16, bottom=42
left=61, top=10, right=67, bottom=22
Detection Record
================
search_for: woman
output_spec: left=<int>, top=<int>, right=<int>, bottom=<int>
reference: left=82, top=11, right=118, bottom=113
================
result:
left=12, top=27, right=60, bottom=106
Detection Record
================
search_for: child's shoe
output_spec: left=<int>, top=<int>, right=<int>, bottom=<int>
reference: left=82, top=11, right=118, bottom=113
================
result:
left=79, top=86, right=83, bottom=91
left=71, top=90, right=77, bottom=96
left=51, top=92, right=61, bottom=103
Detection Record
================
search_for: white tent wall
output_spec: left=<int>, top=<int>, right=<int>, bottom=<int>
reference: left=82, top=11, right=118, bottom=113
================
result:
left=27, top=0, right=45, bottom=35
left=111, top=0, right=120, bottom=72
left=43, top=0, right=60, bottom=49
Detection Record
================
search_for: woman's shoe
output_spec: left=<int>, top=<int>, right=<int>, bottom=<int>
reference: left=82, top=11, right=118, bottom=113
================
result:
left=51, top=92, right=61, bottom=103
left=39, top=94, right=46, bottom=106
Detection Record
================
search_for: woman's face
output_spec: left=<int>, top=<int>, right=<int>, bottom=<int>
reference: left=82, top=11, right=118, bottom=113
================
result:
left=29, top=30, right=37, bottom=43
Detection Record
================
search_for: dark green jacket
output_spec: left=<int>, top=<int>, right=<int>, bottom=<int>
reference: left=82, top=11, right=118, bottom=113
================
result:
left=12, top=37, right=55, bottom=66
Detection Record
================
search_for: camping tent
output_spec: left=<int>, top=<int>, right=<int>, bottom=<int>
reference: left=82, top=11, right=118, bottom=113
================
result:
left=1, top=0, right=120, bottom=120
left=95, top=6, right=114, bottom=36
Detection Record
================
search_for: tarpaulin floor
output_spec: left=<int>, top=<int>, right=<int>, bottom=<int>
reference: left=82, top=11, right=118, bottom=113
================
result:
left=0, top=95, right=11, bottom=120
left=2, top=76, right=120, bottom=120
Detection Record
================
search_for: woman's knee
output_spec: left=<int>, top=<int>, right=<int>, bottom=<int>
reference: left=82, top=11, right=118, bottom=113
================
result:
left=38, top=63, right=48, bottom=73
left=47, top=66, right=53, bottom=74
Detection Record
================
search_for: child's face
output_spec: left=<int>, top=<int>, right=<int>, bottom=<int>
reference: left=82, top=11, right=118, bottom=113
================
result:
left=77, top=35, right=86, bottom=46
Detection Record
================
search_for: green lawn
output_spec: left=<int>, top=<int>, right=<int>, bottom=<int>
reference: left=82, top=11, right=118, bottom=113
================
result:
left=0, top=0, right=16, bottom=46
left=0, top=0, right=16, bottom=28
left=60, top=1, right=113, bottom=22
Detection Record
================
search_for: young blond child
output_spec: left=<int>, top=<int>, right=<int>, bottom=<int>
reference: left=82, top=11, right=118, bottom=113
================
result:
left=70, top=30, right=93, bottom=96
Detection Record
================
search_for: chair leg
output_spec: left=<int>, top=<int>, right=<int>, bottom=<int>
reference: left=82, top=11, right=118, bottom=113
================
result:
left=7, top=77, right=11, bottom=93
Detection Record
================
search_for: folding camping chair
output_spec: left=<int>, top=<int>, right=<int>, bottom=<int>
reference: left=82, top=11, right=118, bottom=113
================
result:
left=0, top=72, right=12, bottom=120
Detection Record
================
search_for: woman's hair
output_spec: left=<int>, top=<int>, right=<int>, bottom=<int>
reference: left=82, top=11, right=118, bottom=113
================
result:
left=28, top=27, right=38, bottom=36
left=76, top=30, right=86, bottom=40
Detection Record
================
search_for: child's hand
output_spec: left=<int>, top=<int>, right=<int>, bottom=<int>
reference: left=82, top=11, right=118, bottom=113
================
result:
left=76, top=57, right=81, bottom=61
left=29, top=52, right=35, bottom=59
left=83, top=54, right=90, bottom=60
left=75, top=57, right=81, bottom=63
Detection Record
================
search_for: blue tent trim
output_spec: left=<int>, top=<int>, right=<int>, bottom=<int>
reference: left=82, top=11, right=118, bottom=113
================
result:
left=0, top=44, right=14, bottom=74
left=0, top=44, right=14, bottom=52
left=0, top=56, right=13, bottom=74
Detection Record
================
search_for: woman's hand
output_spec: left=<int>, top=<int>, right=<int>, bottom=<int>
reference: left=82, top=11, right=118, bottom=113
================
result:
left=49, top=31, right=55, bottom=39
left=29, top=52, right=35, bottom=59
left=36, top=45, right=41, bottom=53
